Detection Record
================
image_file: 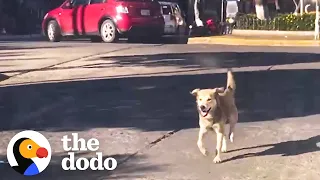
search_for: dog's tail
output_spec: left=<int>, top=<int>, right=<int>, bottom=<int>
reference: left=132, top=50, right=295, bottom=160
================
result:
left=227, top=69, right=236, bottom=91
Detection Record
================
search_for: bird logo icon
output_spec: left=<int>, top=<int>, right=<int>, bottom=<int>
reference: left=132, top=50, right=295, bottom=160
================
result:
left=7, top=130, right=52, bottom=176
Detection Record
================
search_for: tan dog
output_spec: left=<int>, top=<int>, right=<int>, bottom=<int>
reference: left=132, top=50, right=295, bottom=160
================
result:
left=191, top=70, right=238, bottom=163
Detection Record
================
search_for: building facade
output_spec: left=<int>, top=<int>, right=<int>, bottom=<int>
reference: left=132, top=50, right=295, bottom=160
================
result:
left=0, top=0, right=64, bottom=34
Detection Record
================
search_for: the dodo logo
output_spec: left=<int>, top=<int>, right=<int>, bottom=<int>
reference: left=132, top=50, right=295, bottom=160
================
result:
left=7, top=130, right=51, bottom=176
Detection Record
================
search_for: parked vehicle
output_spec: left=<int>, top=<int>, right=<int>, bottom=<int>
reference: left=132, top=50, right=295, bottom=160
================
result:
left=42, top=0, right=165, bottom=43
left=159, top=1, right=186, bottom=35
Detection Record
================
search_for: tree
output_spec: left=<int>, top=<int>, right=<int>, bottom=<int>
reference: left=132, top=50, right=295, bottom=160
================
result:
left=255, top=0, right=269, bottom=20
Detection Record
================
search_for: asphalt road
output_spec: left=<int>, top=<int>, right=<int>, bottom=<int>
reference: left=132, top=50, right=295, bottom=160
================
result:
left=0, top=40, right=320, bottom=180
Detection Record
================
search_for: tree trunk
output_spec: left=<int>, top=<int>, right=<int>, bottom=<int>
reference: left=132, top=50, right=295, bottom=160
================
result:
left=275, top=0, right=280, bottom=11
left=293, top=0, right=300, bottom=15
left=255, top=0, right=269, bottom=20
left=194, top=0, right=203, bottom=26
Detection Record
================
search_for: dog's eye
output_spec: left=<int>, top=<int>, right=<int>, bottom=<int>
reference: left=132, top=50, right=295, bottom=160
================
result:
left=199, top=98, right=202, bottom=101
left=207, top=98, right=212, bottom=101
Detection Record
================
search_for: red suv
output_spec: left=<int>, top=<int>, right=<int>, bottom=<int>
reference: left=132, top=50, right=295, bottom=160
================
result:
left=42, top=0, right=164, bottom=43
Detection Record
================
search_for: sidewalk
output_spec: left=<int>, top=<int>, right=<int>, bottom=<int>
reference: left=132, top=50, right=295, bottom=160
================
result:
left=188, top=35, right=320, bottom=46
left=188, top=30, right=320, bottom=46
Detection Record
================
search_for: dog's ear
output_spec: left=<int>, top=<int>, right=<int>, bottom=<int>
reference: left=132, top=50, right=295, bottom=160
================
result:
left=190, top=88, right=200, bottom=96
left=210, top=87, right=225, bottom=95
left=215, top=87, right=225, bottom=93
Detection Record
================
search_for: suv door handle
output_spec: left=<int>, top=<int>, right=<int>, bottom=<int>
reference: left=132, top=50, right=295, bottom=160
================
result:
left=101, top=8, right=105, bottom=10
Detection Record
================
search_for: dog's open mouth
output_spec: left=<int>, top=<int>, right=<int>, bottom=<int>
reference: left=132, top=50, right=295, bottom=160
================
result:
left=200, top=108, right=211, bottom=117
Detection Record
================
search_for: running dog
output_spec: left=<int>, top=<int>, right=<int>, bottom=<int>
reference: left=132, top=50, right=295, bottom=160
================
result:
left=190, top=70, right=238, bottom=163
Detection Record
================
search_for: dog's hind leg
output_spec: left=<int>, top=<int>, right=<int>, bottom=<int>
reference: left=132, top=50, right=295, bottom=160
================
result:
left=229, top=124, right=235, bottom=143
left=228, top=112, right=238, bottom=143
left=222, top=135, right=227, bottom=153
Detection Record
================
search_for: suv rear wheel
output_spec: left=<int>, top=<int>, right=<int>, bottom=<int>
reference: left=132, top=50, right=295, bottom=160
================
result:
left=47, top=20, right=61, bottom=42
left=100, top=19, right=118, bottom=43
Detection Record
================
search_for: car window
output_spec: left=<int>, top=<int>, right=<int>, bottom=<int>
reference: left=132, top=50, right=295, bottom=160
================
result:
left=90, top=0, right=105, bottom=4
left=161, top=5, right=172, bottom=15
left=71, top=0, right=90, bottom=6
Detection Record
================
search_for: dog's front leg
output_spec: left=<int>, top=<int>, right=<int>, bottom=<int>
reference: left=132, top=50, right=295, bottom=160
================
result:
left=213, top=124, right=224, bottom=163
left=197, top=127, right=208, bottom=156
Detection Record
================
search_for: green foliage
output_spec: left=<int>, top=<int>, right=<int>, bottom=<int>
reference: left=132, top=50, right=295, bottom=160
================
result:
left=235, top=13, right=316, bottom=31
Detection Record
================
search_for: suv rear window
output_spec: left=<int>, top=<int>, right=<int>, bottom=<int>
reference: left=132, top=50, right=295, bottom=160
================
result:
left=161, top=5, right=172, bottom=15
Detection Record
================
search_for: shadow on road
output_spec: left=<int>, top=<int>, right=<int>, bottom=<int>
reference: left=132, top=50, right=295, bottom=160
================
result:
left=0, top=51, right=319, bottom=178
left=223, top=135, right=320, bottom=163
left=0, top=73, right=9, bottom=81
left=3, top=51, right=320, bottom=74
left=0, top=36, right=46, bottom=43
left=97, top=52, right=320, bottom=69
left=0, top=153, right=165, bottom=180
left=0, top=45, right=71, bottom=50
left=0, top=69, right=320, bottom=132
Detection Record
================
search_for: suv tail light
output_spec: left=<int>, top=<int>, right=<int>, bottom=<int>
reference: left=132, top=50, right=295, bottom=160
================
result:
left=116, top=5, right=129, bottom=14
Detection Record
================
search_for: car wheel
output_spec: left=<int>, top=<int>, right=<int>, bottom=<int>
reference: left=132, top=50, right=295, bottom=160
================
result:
left=90, top=36, right=102, bottom=43
left=100, top=19, right=118, bottom=43
left=47, top=20, right=61, bottom=42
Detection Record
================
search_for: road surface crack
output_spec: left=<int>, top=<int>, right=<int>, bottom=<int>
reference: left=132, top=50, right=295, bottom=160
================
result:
left=147, top=130, right=178, bottom=148
left=267, top=65, right=274, bottom=71
left=115, top=129, right=179, bottom=168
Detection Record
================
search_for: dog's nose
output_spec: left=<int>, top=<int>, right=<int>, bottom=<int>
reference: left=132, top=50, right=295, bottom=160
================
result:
left=200, top=105, right=206, bottom=111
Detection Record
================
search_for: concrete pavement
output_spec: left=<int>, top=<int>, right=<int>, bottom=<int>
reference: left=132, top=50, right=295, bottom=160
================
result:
left=2, top=42, right=320, bottom=85
left=131, top=118, right=320, bottom=180
left=0, top=41, right=320, bottom=180
left=188, top=29, right=320, bottom=46
left=1, top=33, right=320, bottom=47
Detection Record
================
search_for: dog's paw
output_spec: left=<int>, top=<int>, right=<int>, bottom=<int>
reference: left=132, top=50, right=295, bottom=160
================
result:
left=213, top=156, right=222, bottom=163
left=199, top=149, right=209, bottom=156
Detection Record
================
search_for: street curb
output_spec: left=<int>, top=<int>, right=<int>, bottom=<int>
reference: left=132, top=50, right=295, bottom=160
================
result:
left=187, top=36, right=320, bottom=46
left=232, top=29, right=314, bottom=37
left=0, top=34, right=43, bottom=41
